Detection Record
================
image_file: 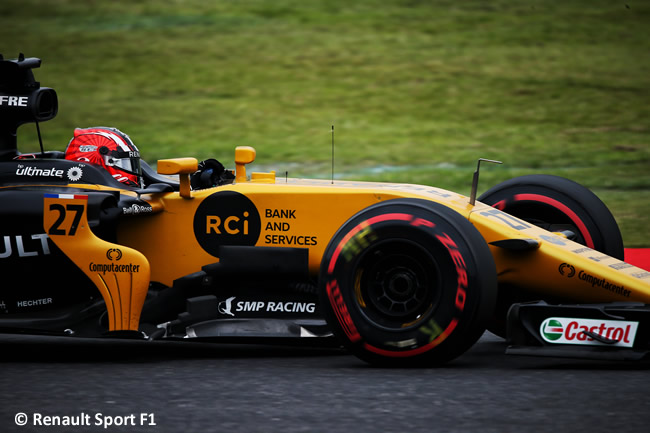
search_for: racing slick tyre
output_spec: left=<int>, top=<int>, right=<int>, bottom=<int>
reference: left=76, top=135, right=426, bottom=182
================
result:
left=478, top=174, right=624, bottom=336
left=319, top=199, right=497, bottom=367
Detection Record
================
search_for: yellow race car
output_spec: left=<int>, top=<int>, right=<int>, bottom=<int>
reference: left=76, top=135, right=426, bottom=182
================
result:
left=2, top=54, right=649, bottom=366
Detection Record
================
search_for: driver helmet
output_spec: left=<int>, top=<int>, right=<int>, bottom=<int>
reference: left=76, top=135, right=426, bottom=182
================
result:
left=65, top=127, right=142, bottom=187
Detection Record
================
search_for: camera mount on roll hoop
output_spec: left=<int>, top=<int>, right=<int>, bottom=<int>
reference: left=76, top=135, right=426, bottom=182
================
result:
left=0, top=53, right=58, bottom=160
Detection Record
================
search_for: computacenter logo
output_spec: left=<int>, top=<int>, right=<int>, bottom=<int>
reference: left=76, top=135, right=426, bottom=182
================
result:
left=89, top=262, right=141, bottom=274
left=106, top=248, right=123, bottom=261
left=89, top=248, right=140, bottom=273
left=558, top=263, right=575, bottom=277
left=577, top=270, right=631, bottom=298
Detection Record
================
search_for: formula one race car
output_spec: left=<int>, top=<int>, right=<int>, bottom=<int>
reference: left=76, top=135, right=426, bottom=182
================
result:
left=1, top=54, right=649, bottom=366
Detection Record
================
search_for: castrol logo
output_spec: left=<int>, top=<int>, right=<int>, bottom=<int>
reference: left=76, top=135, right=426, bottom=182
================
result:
left=540, top=317, right=638, bottom=348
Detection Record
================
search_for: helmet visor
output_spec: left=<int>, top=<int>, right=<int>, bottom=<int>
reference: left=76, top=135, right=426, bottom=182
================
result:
left=104, top=149, right=142, bottom=177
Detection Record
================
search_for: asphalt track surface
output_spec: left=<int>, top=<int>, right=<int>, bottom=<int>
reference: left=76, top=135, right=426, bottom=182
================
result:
left=1, top=332, right=649, bottom=433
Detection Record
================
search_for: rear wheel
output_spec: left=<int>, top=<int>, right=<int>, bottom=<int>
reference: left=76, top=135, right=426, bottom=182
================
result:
left=319, top=199, right=497, bottom=367
left=478, top=174, right=624, bottom=336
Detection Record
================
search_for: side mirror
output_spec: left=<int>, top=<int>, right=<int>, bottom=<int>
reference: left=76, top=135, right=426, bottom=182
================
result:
left=234, top=146, right=256, bottom=183
left=157, top=157, right=198, bottom=198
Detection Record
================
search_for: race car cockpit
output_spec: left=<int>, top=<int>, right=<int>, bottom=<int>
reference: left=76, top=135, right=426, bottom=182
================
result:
left=0, top=53, right=232, bottom=193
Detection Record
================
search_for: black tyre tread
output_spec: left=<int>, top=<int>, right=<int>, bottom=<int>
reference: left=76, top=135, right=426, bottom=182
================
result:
left=478, top=174, right=623, bottom=259
left=478, top=174, right=624, bottom=337
left=319, top=198, right=497, bottom=367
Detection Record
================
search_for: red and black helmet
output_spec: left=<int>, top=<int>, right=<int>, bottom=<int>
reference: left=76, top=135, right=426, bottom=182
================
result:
left=65, top=127, right=142, bottom=187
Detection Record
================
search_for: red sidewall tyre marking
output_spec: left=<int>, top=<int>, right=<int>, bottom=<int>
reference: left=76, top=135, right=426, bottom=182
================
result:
left=326, top=279, right=362, bottom=342
left=320, top=199, right=496, bottom=366
left=363, top=318, right=458, bottom=358
left=328, top=213, right=413, bottom=274
left=513, top=193, right=594, bottom=248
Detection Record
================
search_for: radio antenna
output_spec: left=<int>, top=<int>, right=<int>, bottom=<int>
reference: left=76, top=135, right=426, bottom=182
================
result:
left=35, top=120, right=45, bottom=156
left=331, top=125, right=334, bottom=184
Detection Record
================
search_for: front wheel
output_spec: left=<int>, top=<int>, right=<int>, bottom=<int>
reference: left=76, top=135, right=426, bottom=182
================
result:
left=478, top=174, right=624, bottom=336
left=319, top=199, right=497, bottom=367
left=478, top=174, right=623, bottom=258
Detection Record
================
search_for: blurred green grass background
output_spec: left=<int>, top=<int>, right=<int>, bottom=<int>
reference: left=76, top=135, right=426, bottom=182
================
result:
left=1, top=0, right=648, bottom=245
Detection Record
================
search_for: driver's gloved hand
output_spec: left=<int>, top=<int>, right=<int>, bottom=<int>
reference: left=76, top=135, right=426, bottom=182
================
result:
left=190, top=159, right=234, bottom=189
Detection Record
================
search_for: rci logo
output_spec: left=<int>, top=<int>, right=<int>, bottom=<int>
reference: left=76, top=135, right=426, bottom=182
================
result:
left=206, top=212, right=250, bottom=235
left=106, top=248, right=122, bottom=261
left=558, top=263, right=575, bottom=278
left=541, top=318, right=564, bottom=341
left=193, top=191, right=261, bottom=256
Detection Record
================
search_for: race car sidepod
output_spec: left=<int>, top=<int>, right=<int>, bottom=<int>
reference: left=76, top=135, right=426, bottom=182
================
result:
left=43, top=193, right=150, bottom=333
left=506, top=301, right=650, bottom=361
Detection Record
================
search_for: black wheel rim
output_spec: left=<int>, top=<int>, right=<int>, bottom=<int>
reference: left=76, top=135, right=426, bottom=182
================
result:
left=354, top=239, right=441, bottom=330
left=505, top=202, right=588, bottom=245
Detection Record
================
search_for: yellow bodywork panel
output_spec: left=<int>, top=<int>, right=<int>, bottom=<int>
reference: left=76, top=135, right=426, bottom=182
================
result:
left=39, top=146, right=650, bottom=332
left=117, top=174, right=650, bottom=306
left=468, top=206, right=650, bottom=303
left=43, top=194, right=150, bottom=331
left=117, top=179, right=472, bottom=287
